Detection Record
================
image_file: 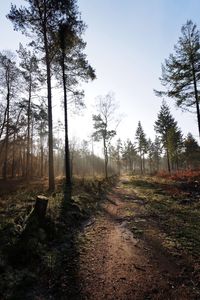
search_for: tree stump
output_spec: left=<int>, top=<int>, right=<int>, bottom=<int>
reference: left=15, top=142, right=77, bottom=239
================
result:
left=34, top=195, right=48, bottom=218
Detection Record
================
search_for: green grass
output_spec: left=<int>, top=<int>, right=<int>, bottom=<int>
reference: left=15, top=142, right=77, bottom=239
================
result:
left=127, top=175, right=200, bottom=258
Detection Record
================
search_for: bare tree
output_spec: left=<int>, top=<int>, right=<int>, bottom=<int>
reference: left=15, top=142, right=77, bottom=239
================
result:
left=92, top=92, right=119, bottom=179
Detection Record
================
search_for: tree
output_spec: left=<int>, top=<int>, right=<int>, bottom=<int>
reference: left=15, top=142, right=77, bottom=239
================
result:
left=92, top=93, right=118, bottom=179
left=167, top=127, right=183, bottom=170
left=154, top=101, right=180, bottom=173
left=155, top=20, right=200, bottom=140
left=121, top=139, right=137, bottom=174
left=135, top=121, right=148, bottom=174
left=0, top=51, right=21, bottom=180
left=151, top=136, right=162, bottom=172
left=17, top=44, right=42, bottom=179
left=8, top=0, right=84, bottom=190
left=115, top=138, right=122, bottom=175
left=184, top=132, right=200, bottom=168
left=57, top=22, right=95, bottom=201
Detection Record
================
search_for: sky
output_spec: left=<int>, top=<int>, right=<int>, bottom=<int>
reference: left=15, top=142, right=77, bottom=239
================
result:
left=0, top=0, right=200, bottom=147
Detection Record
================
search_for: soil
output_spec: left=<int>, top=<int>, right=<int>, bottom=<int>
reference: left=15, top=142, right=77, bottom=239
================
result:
left=78, top=178, right=198, bottom=300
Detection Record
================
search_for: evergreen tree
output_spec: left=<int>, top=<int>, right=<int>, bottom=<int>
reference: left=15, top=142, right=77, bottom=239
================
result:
left=155, top=20, right=200, bottom=139
left=135, top=121, right=148, bottom=174
left=152, top=136, right=162, bottom=172
left=154, top=101, right=180, bottom=172
left=56, top=22, right=95, bottom=201
left=184, top=132, right=200, bottom=168
left=8, top=0, right=87, bottom=190
left=17, top=44, right=42, bottom=179
left=122, top=139, right=137, bottom=173
left=167, top=127, right=183, bottom=170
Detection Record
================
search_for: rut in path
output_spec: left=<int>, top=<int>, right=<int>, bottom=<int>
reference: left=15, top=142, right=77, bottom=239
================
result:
left=78, top=180, right=194, bottom=300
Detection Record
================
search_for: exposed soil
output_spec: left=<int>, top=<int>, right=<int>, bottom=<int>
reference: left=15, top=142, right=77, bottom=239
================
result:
left=78, top=178, right=198, bottom=299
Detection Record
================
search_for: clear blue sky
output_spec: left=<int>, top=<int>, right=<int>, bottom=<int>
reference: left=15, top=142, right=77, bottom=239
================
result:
left=0, top=0, right=200, bottom=144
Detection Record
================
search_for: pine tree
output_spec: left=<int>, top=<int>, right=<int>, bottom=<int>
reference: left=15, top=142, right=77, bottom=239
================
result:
left=17, top=44, right=42, bottom=179
left=135, top=121, right=148, bottom=174
left=8, top=0, right=87, bottom=190
left=155, top=20, right=200, bottom=139
left=0, top=51, right=21, bottom=180
left=184, top=133, right=200, bottom=168
left=56, top=22, right=95, bottom=201
left=154, top=101, right=180, bottom=172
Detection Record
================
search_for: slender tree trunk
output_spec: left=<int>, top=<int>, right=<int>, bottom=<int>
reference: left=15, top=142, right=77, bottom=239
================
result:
left=3, top=90, right=10, bottom=180
left=11, top=109, right=23, bottom=178
left=43, top=19, right=55, bottom=191
left=91, top=137, right=95, bottom=178
left=191, top=61, right=200, bottom=140
left=139, top=150, right=142, bottom=174
left=166, top=148, right=171, bottom=173
left=103, top=138, right=108, bottom=179
left=30, top=118, right=34, bottom=176
left=41, top=144, right=44, bottom=177
left=142, top=153, right=145, bottom=174
left=61, top=49, right=71, bottom=201
left=26, top=80, right=32, bottom=179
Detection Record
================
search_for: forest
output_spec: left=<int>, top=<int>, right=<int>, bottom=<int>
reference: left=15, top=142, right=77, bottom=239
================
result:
left=1, top=1, right=200, bottom=299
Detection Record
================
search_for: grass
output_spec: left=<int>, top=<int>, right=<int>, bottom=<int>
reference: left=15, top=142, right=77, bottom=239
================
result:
left=126, top=174, right=200, bottom=258
left=0, top=175, right=117, bottom=299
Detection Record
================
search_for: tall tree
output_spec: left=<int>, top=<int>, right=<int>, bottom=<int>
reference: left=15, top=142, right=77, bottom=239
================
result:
left=135, top=121, right=148, bottom=174
left=155, top=20, right=200, bottom=140
left=17, top=44, right=42, bottom=179
left=92, top=93, right=117, bottom=179
left=167, top=127, right=183, bottom=170
left=152, top=136, right=162, bottom=172
left=8, top=0, right=82, bottom=190
left=154, top=101, right=179, bottom=173
left=57, top=22, right=95, bottom=201
left=184, top=132, right=200, bottom=168
left=122, top=139, right=137, bottom=173
left=0, top=51, right=21, bottom=180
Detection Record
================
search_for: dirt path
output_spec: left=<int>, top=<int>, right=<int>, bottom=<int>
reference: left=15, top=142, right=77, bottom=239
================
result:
left=77, top=178, right=197, bottom=300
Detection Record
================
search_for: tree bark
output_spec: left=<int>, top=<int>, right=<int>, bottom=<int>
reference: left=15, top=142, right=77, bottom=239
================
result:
left=26, top=77, right=32, bottom=179
left=61, top=48, right=72, bottom=201
left=43, top=26, right=55, bottom=191
left=191, top=61, right=200, bottom=140
left=103, top=137, right=108, bottom=179
left=166, top=148, right=171, bottom=173
left=3, top=88, right=10, bottom=180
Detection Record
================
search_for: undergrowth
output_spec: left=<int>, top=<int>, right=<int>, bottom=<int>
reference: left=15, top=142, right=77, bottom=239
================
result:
left=0, top=175, right=117, bottom=299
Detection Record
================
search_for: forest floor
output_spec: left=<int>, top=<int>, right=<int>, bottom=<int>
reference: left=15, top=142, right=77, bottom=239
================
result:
left=77, top=176, right=200, bottom=299
left=1, top=174, right=200, bottom=299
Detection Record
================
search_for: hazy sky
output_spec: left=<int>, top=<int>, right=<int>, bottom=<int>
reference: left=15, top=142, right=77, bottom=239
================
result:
left=0, top=0, right=200, bottom=145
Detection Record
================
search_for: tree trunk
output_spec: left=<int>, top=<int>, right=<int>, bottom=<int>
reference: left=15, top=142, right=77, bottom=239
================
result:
left=192, top=62, right=200, bottom=140
left=61, top=49, right=71, bottom=201
left=40, top=144, right=44, bottom=177
left=43, top=21, right=55, bottom=191
left=3, top=90, right=10, bottom=180
left=26, top=80, right=32, bottom=179
left=103, top=138, right=108, bottom=179
left=166, top=148, right=171, bottom=173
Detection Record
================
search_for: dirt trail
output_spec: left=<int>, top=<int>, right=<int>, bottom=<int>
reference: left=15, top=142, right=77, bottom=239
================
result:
left=78, top=178, right=195, bottom=300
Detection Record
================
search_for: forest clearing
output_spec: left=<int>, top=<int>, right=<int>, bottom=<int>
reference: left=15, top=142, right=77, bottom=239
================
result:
left=0, top=173, right=200, bottom=299
left=1, top=0, right=200, bottom=299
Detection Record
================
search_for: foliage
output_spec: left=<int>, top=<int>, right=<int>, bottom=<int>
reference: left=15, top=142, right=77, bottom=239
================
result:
left=155, top=20, right=200, bottom=138
left=154, top=101, right=183, bottom=172
left=135, top=121, right=148, bottom=173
